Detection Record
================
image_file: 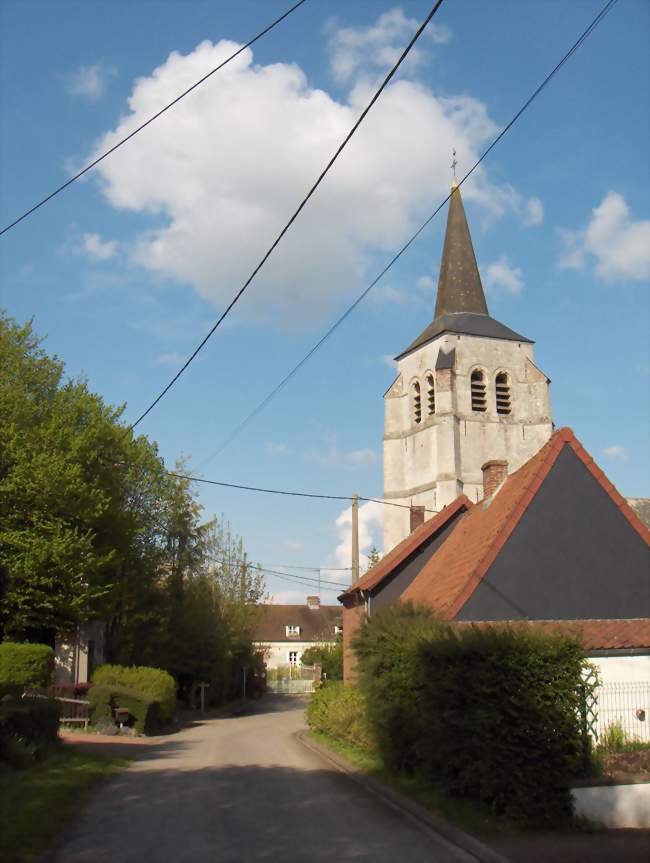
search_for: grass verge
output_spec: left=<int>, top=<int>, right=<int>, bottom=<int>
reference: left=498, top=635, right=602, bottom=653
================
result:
left=0, top=747, right=127, bottom=863
left=308, top=729, right=516, bottom=836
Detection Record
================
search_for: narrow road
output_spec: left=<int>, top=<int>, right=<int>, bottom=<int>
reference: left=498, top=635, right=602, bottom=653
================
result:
left=52, top=695, right=476, bottom=863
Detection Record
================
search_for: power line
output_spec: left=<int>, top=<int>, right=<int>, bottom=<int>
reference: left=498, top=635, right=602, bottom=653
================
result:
left=124, top=0, right=447, bottom=434
left=0, top=0, right=310, bottom=238
left=199, top=0, right=619, bottom=465
left=209, top=555, right=349, bottom=589
left=168, top=470, right=438, bottom=515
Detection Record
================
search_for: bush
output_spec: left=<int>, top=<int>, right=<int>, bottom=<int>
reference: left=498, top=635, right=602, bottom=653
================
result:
left=0, top=643, right=54, bottom=692
left=0, top=696, right=60, bottom=765
left=307, top=682, right=375, bottom=752
left=88, top=684, right=162, bottom=735
left=92, top=664, right=176, bottom=721
left=301, top=642, right=343, bottom=680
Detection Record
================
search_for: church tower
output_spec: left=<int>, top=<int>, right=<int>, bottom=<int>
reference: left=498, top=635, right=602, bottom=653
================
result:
left=383, top=183, right=553, bottom=552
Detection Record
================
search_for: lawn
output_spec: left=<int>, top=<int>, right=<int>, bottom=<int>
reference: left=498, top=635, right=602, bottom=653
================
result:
left=0, top=747, right=126, bottom=863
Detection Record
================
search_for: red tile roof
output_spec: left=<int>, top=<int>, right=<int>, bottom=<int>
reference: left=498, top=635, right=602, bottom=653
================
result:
left=452, top=619, right=650, bottom=651
left=338, top=495, right=472, bottom=602
left=403, top=427, right=650, bottom=616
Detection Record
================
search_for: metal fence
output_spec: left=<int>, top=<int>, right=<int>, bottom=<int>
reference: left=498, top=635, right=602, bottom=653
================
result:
left=266, top=664, right=319, bottom=694
left=593, top=681, right=650, bottom=743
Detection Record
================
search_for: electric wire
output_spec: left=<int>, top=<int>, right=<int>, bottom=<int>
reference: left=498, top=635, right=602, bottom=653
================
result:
left=0, top=0, right=310, bottom=237
left=200, top=0, right=619, bottom=466
left=123, top=0, right=447, bottom=433
left=209, top=555, right=350, bottom=589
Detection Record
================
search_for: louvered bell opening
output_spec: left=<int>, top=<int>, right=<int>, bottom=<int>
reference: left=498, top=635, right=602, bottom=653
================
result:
left=426, top=375, right=435, bottom=416
left=495, top=374, right=511, bottom=416
left=413, top=382, right=422, bottom=424
left=470, top=371, right=486, bottom=413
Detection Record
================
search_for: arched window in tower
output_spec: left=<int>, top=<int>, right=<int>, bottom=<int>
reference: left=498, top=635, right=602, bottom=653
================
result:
left=470, top=369, right=487, bottom=412
left=412, top=381, right=421, bottom=425
left=426, top=374, right=435, bottom=416
left=495, top=372, right=511, bottom=415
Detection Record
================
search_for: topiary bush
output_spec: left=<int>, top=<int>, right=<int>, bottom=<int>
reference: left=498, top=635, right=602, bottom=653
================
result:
left=0, top=696, right=60, bottom=765
left=92, top=664, right=176, bottom=721
left=0, top=643, right=54, bottom=692
left=89, top=684, right=162, bottom=735
left=306, top=682, right=375, bottom=752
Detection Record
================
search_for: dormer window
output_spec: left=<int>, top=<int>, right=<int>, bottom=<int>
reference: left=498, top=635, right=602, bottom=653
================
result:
left=470, top=369, right=487, bottom=412
left=286, top=625, right=300, bottom=637
left=495, top=372, right=511, bottom=415
left=426, top=374, right=435, bottom=415
left=334, top=624, right=343, bottom=636
left=412, top=381, right=421, bottom=425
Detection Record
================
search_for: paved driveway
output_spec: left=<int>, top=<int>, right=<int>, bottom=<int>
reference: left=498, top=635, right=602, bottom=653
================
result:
left=52, top=695, right=476, bottom=863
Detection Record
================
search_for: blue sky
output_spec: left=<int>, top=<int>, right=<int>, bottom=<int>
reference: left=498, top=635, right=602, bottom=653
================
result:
left=1, top=0, right=649, bottom=604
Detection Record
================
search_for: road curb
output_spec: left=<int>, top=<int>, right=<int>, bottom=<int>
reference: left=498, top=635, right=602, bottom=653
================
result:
left=296, top=730, right=509, bottom=863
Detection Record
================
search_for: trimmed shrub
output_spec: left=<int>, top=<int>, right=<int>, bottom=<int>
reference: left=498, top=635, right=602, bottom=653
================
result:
left=0, top=696, right=60, bottom=765
left=306, top=682, right=375, bottom=752
left=92, top=665, right=176, bottom=721
left=0, top=643, right=54, bottom=691
left=301, top=642, right=343, bottom=680
left=89, top=684, right=162, bottom=735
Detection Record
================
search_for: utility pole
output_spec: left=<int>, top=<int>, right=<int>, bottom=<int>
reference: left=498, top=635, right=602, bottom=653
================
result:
left=351, top=493, right=360, bottom=583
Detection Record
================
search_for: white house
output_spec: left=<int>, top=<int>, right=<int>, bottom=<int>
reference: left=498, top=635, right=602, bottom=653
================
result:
left=253, top=596, right=341, bottom=669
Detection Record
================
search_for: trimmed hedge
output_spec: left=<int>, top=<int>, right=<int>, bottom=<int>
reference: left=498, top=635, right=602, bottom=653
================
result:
left=0, top=643, right=54, bottom=693
left=0, top=696, right=61, bottom=765
left=92, top=665, right=176, bottom=720
left=89, top=684, right=162, bottom=735
left=306, top=682, right=375, bottom=752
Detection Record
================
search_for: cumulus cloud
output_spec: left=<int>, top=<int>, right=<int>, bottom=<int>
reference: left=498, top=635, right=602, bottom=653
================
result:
left=310, top=443, right=377, bottom=469
left=484, top=255, right=524, bottom=296
left=416, top=274, right=435, bottom=291
left=86, top=20, right=540, bottom=326
left=602, top=444, right=628, bottom=461
left=326, top=7, right=450, bottom=85
left=333, top=499, right=383, bottom=570
left=80, top=232, right=117, bottom=260
left=67, top=63, right=116, bottom=102
left=558, top=192, right=650, bottom=281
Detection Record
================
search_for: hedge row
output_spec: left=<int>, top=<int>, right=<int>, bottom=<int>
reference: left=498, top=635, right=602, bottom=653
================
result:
left=0, top=643, right=54, bottom=696
left=0, top=696, right=60, bottom=765
left=89, top=685, right=162, bottom=735
left=352, top=603, right=591, bottom=825
left=92, top=664, right=176, bottom=720
left=306, top=682, right=375, bottom=752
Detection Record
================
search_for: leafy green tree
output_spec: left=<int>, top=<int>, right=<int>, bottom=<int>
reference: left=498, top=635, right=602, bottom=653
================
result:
left=301, top=639, right=343, bottom=680
left=365, top=546, right=382, bottom=572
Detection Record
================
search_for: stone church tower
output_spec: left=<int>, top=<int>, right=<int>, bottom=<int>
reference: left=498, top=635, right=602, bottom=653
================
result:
left=383, top=183, right=553, bottom=552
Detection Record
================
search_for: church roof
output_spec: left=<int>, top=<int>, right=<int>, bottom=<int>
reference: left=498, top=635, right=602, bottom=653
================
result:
left=396, top=183, right=532, bottom=360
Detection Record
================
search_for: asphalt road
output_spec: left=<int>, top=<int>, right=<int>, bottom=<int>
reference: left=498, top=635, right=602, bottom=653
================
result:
left=52, top=695, right=477, bottom=863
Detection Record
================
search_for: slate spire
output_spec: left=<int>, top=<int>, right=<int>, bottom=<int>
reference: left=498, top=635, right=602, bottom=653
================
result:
left=434, top=182, right=489, bottom=318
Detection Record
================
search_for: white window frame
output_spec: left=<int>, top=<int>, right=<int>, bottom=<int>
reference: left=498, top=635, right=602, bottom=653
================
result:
left=288, top=650, right=299, bottom=666
left=286, top=624, right=300, bottom=637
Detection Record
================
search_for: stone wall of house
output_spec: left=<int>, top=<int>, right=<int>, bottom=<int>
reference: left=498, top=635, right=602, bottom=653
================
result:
left=255, top=639, right=336, bottom=670
left=54, top=620, right=106, bottom=684
left=383, top=332, right=553, bottom=551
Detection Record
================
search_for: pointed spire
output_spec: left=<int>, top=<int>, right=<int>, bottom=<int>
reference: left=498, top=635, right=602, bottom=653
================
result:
left=434, top=183, right=489, bottom=319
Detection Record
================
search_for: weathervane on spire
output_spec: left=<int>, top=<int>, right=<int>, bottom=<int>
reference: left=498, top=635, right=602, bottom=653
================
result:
left=451, top=148, right=458, bottom=182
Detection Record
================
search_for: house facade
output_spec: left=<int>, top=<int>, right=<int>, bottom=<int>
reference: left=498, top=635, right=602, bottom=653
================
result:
left=253, top=596, right=341, bottom=669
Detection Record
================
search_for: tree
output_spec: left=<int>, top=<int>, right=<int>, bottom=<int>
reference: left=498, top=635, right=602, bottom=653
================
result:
left=365, top=545, right=382, bottom=573
left=301, top=638, right=343, bottom=680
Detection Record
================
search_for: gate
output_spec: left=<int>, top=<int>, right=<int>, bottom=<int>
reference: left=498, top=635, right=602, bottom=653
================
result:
left=266, top=664, right=320, bottom=694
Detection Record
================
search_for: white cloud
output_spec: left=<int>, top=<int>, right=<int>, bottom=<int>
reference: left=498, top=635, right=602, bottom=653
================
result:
left=265, top=442, right=291, bottom=456
left=382, top=353, right=397, bottom=369
left=326, top=8, right=451, bottom=85
left=154, top=351, right=185, bottom=366
left=86, top=22, right=540, bottom=326
left=558, top=192, right=650, bottom=281
left=333, top=499, right=383, bottom=571
left=67, top=63, right=116, bottom=102
left=602, top=444, right=628, bottom=462
left=523, top=197, right=544, bottom=227
left=80, top=232, right=117, bottom=261
left=483, top=255, right=524, bottom=296
left=282, top=540, right=304, bottom=551
left=416, top=274, right=435, bottom=291
left=268, top=587, right=340, bottom=604
left=310, top=444, right=377, bottom=469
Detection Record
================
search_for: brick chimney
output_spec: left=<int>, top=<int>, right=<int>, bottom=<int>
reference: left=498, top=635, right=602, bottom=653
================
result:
left=481, top=460, right=508, bottom=499
left=306, top=595, right=320, bottom=609
left=409, top=505, right=425, bottom=533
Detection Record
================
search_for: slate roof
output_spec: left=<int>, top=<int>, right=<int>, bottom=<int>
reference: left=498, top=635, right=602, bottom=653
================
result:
left=252, top=604, right=341, bottom=642
left=395, top=312, right=532, bottom=360
left=452, top=619, right=650, bottom=651
left=402, top=428, right=650, bottom=616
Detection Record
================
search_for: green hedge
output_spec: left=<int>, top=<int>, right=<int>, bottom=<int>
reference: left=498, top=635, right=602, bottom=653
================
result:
left=92, top=664, right=176, bottom=720
left=89, top=685, right=162, bottom=735
left=0, top=643, right=54, bottom=692
left=0, top=696, right=60, bottom=765
left=306, top=682, right=375, bottom=752
left=354, top=603, right=590, bottom=825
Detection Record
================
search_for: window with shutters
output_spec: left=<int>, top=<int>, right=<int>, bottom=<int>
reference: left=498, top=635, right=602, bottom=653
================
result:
left=470, top=369, right=487, bottom=412
left=412, top=381, right=421, bottom=424
left=495, top=372, right=511, bottom=415
left=426, top=374, right=435, bottom=416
